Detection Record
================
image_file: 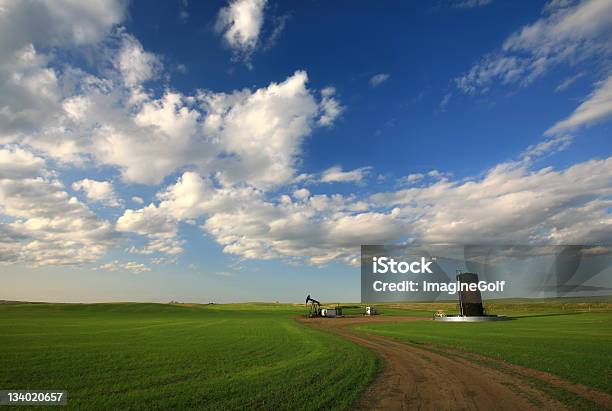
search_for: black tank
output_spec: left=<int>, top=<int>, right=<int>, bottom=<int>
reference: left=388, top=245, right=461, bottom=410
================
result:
left=456, top=272, right=484, bottom=316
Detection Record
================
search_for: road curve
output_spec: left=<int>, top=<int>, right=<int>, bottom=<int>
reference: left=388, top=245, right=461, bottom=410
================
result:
left=297, top=316, right=610, bottom=411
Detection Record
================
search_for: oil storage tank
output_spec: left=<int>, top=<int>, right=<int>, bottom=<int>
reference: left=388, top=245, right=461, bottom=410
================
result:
left=456, top=272, right=484, bottom=316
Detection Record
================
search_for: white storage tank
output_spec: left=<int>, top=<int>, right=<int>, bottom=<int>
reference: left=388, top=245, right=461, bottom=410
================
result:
left=321, top=308, right=337, bottom=317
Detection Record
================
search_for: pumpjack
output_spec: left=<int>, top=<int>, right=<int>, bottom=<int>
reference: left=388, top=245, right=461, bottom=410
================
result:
left=305, top=294, right=321, bottom=317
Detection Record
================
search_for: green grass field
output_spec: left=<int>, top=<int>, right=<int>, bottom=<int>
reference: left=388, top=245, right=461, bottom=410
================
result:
left=356, top=308, right=612, bottom=394
left=1, top=300, right=611, bottom=410
left=0, top=303, right=379, bottom=410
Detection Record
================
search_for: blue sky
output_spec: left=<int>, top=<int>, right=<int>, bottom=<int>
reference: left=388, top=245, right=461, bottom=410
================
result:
left=0, top=0, right=611, bottom=303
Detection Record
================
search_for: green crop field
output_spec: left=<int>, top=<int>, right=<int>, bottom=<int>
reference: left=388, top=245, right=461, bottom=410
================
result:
left=2, top=300, right=611, bottom=410
left=356, top=307, right=612, bottom=394
left=0, top=303, right=379, bottom=410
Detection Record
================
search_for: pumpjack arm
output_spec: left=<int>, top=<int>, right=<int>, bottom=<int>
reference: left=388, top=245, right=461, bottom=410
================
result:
left=305, top=294, right=321, bottom=306
left=306, top=295, right=321, bottom=317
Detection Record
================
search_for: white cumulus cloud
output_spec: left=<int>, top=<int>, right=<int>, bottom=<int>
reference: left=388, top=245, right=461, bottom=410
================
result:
left=215, top=0, right=267, bottom=63
left=0, top=146, right=45, bottom=179
left=320, top=166, right=371, bottom=183
left=115, top=32, right=161, bottom=88
left=0, top=149, right=115, bottom=266
left=72, top=179, right=122, bottom=207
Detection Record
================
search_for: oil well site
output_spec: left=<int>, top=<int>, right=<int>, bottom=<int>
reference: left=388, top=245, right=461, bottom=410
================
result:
left=308, top=271, right=509, bottom=321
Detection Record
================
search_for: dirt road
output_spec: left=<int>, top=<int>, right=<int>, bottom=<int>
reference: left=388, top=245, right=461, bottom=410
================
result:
left=298, top=316, right=612, bottom=411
